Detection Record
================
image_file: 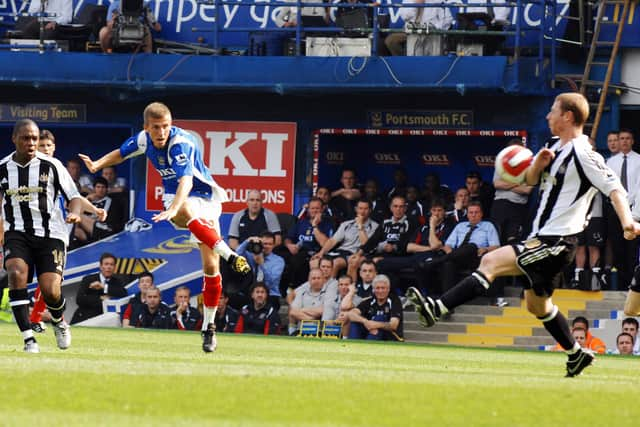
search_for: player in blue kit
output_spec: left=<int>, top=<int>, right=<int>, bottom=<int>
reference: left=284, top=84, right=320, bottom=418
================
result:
left=79, top=102, right=250, bottom=353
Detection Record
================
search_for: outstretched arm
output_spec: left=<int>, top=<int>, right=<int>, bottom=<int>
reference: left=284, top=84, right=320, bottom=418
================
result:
left=79, top=149, right=124, bottom=174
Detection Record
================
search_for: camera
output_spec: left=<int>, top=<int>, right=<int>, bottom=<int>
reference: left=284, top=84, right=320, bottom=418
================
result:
left=247, top=240, right=263, bottom=255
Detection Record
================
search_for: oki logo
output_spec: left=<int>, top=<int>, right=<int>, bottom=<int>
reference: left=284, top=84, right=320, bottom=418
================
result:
left=474, top=155, right=496, bottom=167
left=421, top=154, right=450, bottom=165
left=374, top=153, right=401, bottom=164
left=146, top=120, right=296, bottom=214
left=326, top=152, right=344, bottom=163
left=206, top=131, right=288, bottom=177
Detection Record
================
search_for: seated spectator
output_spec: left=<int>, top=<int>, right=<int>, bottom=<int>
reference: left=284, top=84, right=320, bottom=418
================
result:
left=236, top=231, right=285, bottom=309
left=312, top=199, right=378, bottom=278
left=71, top=252, right=127, bottom=324
left=287, top=256, right=338, bottom=307
left=66, top=158, right=93, bottom=195
left=385, top=168, right=409, bottom=200
left=99, top=0, right=162, bottom=53
left=447, top=187, right=470, bottom=223
left=101, top=166, right=127, bottom=194
left=621, top=317, right=640, bottom=355
left=228, top=189, right=281, bottom=249
left=385, top=0, right=453, bottom=56
left=122, top=272, right=154, bottom=328
left=421, top=172, right=453, bottom=211
left=613, top=332, right=635, bottom=355
left=322, top=274, right=353, bottom=322
left=285, top=197, right=334, bottom=288
left=360, top=195, right=417, bottom=263
left=329, top=168, right=361, bottom=223
left=554, top=316, right=606, bottom=354
left=455, top=0, right=510, bottom=55
left=343, top=259, right=377, bottom=309
left=288, top=268, right=328, bottom=335
left=346, top=274, right=403, bottom=341
left=234, top=282, right=281, bottom=335
left=323, top=274, right=353, bottom=337
left=37, top=129, right=56, bottom=157
left=376, top=199, right=454, bottom=293
left=74, top=177, right=126, bottom=245
left=405, top=185, right=425, bottom=225
left=422, top=201, right=499, bottom=294
left=274, top=0, right=329, bottom=28
left=132, top=287, right=173, bottom=329
left=315, top=186, right=340, bottom=226
left=171, top=286, right=202, bottom=331
left=15, top=0, right=72, bottom=39
left=465, top=171, right=493, bottom=216
left=571, top=327, right=587, bottom=349
left=363, top=179, right=390, bottom=224
left=215, top=290, right=239, bottom=333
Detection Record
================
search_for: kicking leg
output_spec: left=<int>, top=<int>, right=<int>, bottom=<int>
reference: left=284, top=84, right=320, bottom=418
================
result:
left=174, top=201, right=250, bottom=274
left=407, top=245, right=521, bottom=327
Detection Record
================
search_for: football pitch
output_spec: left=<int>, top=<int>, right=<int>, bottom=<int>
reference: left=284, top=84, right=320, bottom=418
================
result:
left=0, top=323, right=637, bottom=427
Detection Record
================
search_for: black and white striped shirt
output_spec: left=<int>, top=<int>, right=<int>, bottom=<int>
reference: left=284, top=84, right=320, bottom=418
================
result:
left=0, top=151, right=80, bottom=245
left=530, top=135, right=624, bottom=237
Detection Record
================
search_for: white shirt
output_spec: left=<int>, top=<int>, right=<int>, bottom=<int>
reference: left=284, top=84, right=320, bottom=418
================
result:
left=606, top=150, right=640, bottom=209
left=459, top=0, right=510, bottom=23
left=530, top=135, right=625, bottom=237
left=28, top=0, right=73, bottom=25
left=274, top=0, right=326, bottom=27
left=399, top=0, right=454, bottom=30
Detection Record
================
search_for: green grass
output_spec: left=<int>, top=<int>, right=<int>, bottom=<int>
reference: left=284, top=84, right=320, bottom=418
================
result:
left=0, top=323, right=637, bottom=427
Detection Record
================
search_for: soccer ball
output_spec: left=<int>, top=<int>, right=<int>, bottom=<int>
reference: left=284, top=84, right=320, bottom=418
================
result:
left=495, top=145, right=534, bottom=184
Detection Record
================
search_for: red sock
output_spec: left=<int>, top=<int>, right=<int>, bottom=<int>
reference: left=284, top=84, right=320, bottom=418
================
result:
left=202, top=274, right=222, bottom=308
left=29, top=288, right=46, bottom=323
left=187, top=218, right=222, bottom=248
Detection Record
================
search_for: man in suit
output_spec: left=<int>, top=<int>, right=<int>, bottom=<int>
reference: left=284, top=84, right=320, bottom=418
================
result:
left=71, top=252, right=127, bottom=324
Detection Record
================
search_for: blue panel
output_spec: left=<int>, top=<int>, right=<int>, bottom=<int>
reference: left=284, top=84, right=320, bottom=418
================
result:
left=0, top=51, right=549, bottom=94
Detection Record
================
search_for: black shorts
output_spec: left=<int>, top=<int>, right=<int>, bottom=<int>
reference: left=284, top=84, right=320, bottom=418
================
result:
left=512, top=236, right=578, bottom=297
left=327, top=249, right=354, bottom=263
left=577, top=217, right=606, bottom=247
left=3, top=231, right=66, bottom=276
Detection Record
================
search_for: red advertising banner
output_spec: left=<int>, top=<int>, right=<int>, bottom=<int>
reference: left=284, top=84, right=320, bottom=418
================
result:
left=146, top=120, right=297, bottom=213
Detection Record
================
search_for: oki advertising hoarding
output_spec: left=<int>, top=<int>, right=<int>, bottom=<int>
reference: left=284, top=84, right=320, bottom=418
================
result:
left=145, top=120, right=296, bottom=213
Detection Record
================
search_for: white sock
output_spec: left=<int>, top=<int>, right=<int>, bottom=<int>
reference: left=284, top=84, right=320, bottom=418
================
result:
left=436, top=300, right=449, bottom=316
left=214, top=240, right=234, bottom=261
left=567, top=342, right=581, bottom=355
left=288, top=325, right=297, bottom=335
left=574, top=268, right=583, bottom=280
left=202, top=307, right=218, bottom=331
left=21, top=329, right=35, bottom=341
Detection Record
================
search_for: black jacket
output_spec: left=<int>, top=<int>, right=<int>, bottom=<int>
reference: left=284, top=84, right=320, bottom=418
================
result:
left=71, top=273, right=127, bottom=324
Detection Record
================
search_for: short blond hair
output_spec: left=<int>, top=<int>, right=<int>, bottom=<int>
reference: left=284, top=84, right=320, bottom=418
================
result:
left=556, top=93, right=589, bottom=127
left=143, top=102, right=171, bottom=124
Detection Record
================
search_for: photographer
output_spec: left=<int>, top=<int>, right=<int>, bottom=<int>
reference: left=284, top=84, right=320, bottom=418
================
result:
left=237, top=231, right=285, bottom=310
left=99, top=0, right=162, bottom=53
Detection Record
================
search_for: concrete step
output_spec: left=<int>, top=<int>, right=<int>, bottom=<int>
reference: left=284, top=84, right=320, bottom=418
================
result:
left=448, top=334, right=514, bottom=347
left=466, top=323, right=534, bottom=336
left=403, top=330, right=450, bottom=343
left=514, top=335, right=556, bottom=346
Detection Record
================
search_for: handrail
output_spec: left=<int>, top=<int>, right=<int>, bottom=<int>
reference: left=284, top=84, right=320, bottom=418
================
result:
left=195, top=0, right=550, bottom=58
